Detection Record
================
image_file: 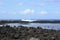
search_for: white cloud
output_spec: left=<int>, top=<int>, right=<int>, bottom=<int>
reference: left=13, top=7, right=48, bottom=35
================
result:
left=40, top=11, right=48, bottom=15
left=30, top=2, right=45, bottom=6
left=39, top=3, right=45, bottom=6
left=21, top=9, right=35, bottom=14
left=15, top=2, right=23, bottom=6
left=18, top=2, right=23, bottom=6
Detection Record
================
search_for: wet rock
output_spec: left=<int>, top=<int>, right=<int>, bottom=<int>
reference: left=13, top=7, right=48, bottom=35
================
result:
left=29, top=37, right=40, bottom=40
left=12, top=34, right=20, bottom=39
left=0, top=26, right=60, bottom=40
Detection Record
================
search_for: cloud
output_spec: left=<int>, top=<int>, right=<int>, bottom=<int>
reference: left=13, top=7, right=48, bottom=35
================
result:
left=15, top=2, right=23, bottom=6
left=18, top=2, right=23, bottom=6
left=40, top=11, right=48, bottom=15
left=21, top=9, right=35, bottom=14
left=30, top=2, right=44, bottom=6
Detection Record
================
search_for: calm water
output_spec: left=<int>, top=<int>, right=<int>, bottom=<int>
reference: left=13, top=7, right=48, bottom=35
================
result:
left=1, top=23, right=60, bottom=30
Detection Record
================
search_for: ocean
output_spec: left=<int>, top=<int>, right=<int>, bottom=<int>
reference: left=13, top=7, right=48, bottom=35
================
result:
left=1, top=23, right=60, bottom=30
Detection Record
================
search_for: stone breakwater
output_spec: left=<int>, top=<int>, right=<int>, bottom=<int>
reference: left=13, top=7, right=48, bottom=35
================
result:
left=0, top=25, right=60, bottom=40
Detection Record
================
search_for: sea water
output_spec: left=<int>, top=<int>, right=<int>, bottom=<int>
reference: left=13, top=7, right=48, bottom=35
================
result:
left=0, top=23, right=60, bottom=30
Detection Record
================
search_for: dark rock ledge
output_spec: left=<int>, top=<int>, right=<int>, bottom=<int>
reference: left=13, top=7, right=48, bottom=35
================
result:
left=0, top=25, right=60, bottom=40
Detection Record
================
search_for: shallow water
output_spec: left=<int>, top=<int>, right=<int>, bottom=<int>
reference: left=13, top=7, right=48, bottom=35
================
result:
left=1, top=23, right=60, bottom=30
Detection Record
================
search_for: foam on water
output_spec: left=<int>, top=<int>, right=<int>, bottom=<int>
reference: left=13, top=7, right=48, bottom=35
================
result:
left=0, top=23, right=60, bottom=30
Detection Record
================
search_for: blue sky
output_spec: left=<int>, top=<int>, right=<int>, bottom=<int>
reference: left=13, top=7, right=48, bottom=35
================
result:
left=0, top=0, right=60, bottom=20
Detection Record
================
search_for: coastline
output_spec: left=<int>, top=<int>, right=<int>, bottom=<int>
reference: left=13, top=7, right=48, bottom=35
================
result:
left=0, top=25, right=60, bottom=40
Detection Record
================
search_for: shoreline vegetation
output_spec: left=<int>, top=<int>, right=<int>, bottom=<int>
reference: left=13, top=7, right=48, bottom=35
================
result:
left=0, top=25, right=60, bottom=40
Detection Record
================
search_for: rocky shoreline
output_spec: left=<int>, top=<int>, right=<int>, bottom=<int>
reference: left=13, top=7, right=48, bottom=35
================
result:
left=0, top=25, right=60, bottom=40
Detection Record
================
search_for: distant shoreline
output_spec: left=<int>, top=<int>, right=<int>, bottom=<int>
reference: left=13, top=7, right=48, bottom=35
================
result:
left=0, top=20, right=60, bottom=24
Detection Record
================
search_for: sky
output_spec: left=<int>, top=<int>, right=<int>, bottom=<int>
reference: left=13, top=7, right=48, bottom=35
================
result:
left=0, top=0, right=60, bottom=20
